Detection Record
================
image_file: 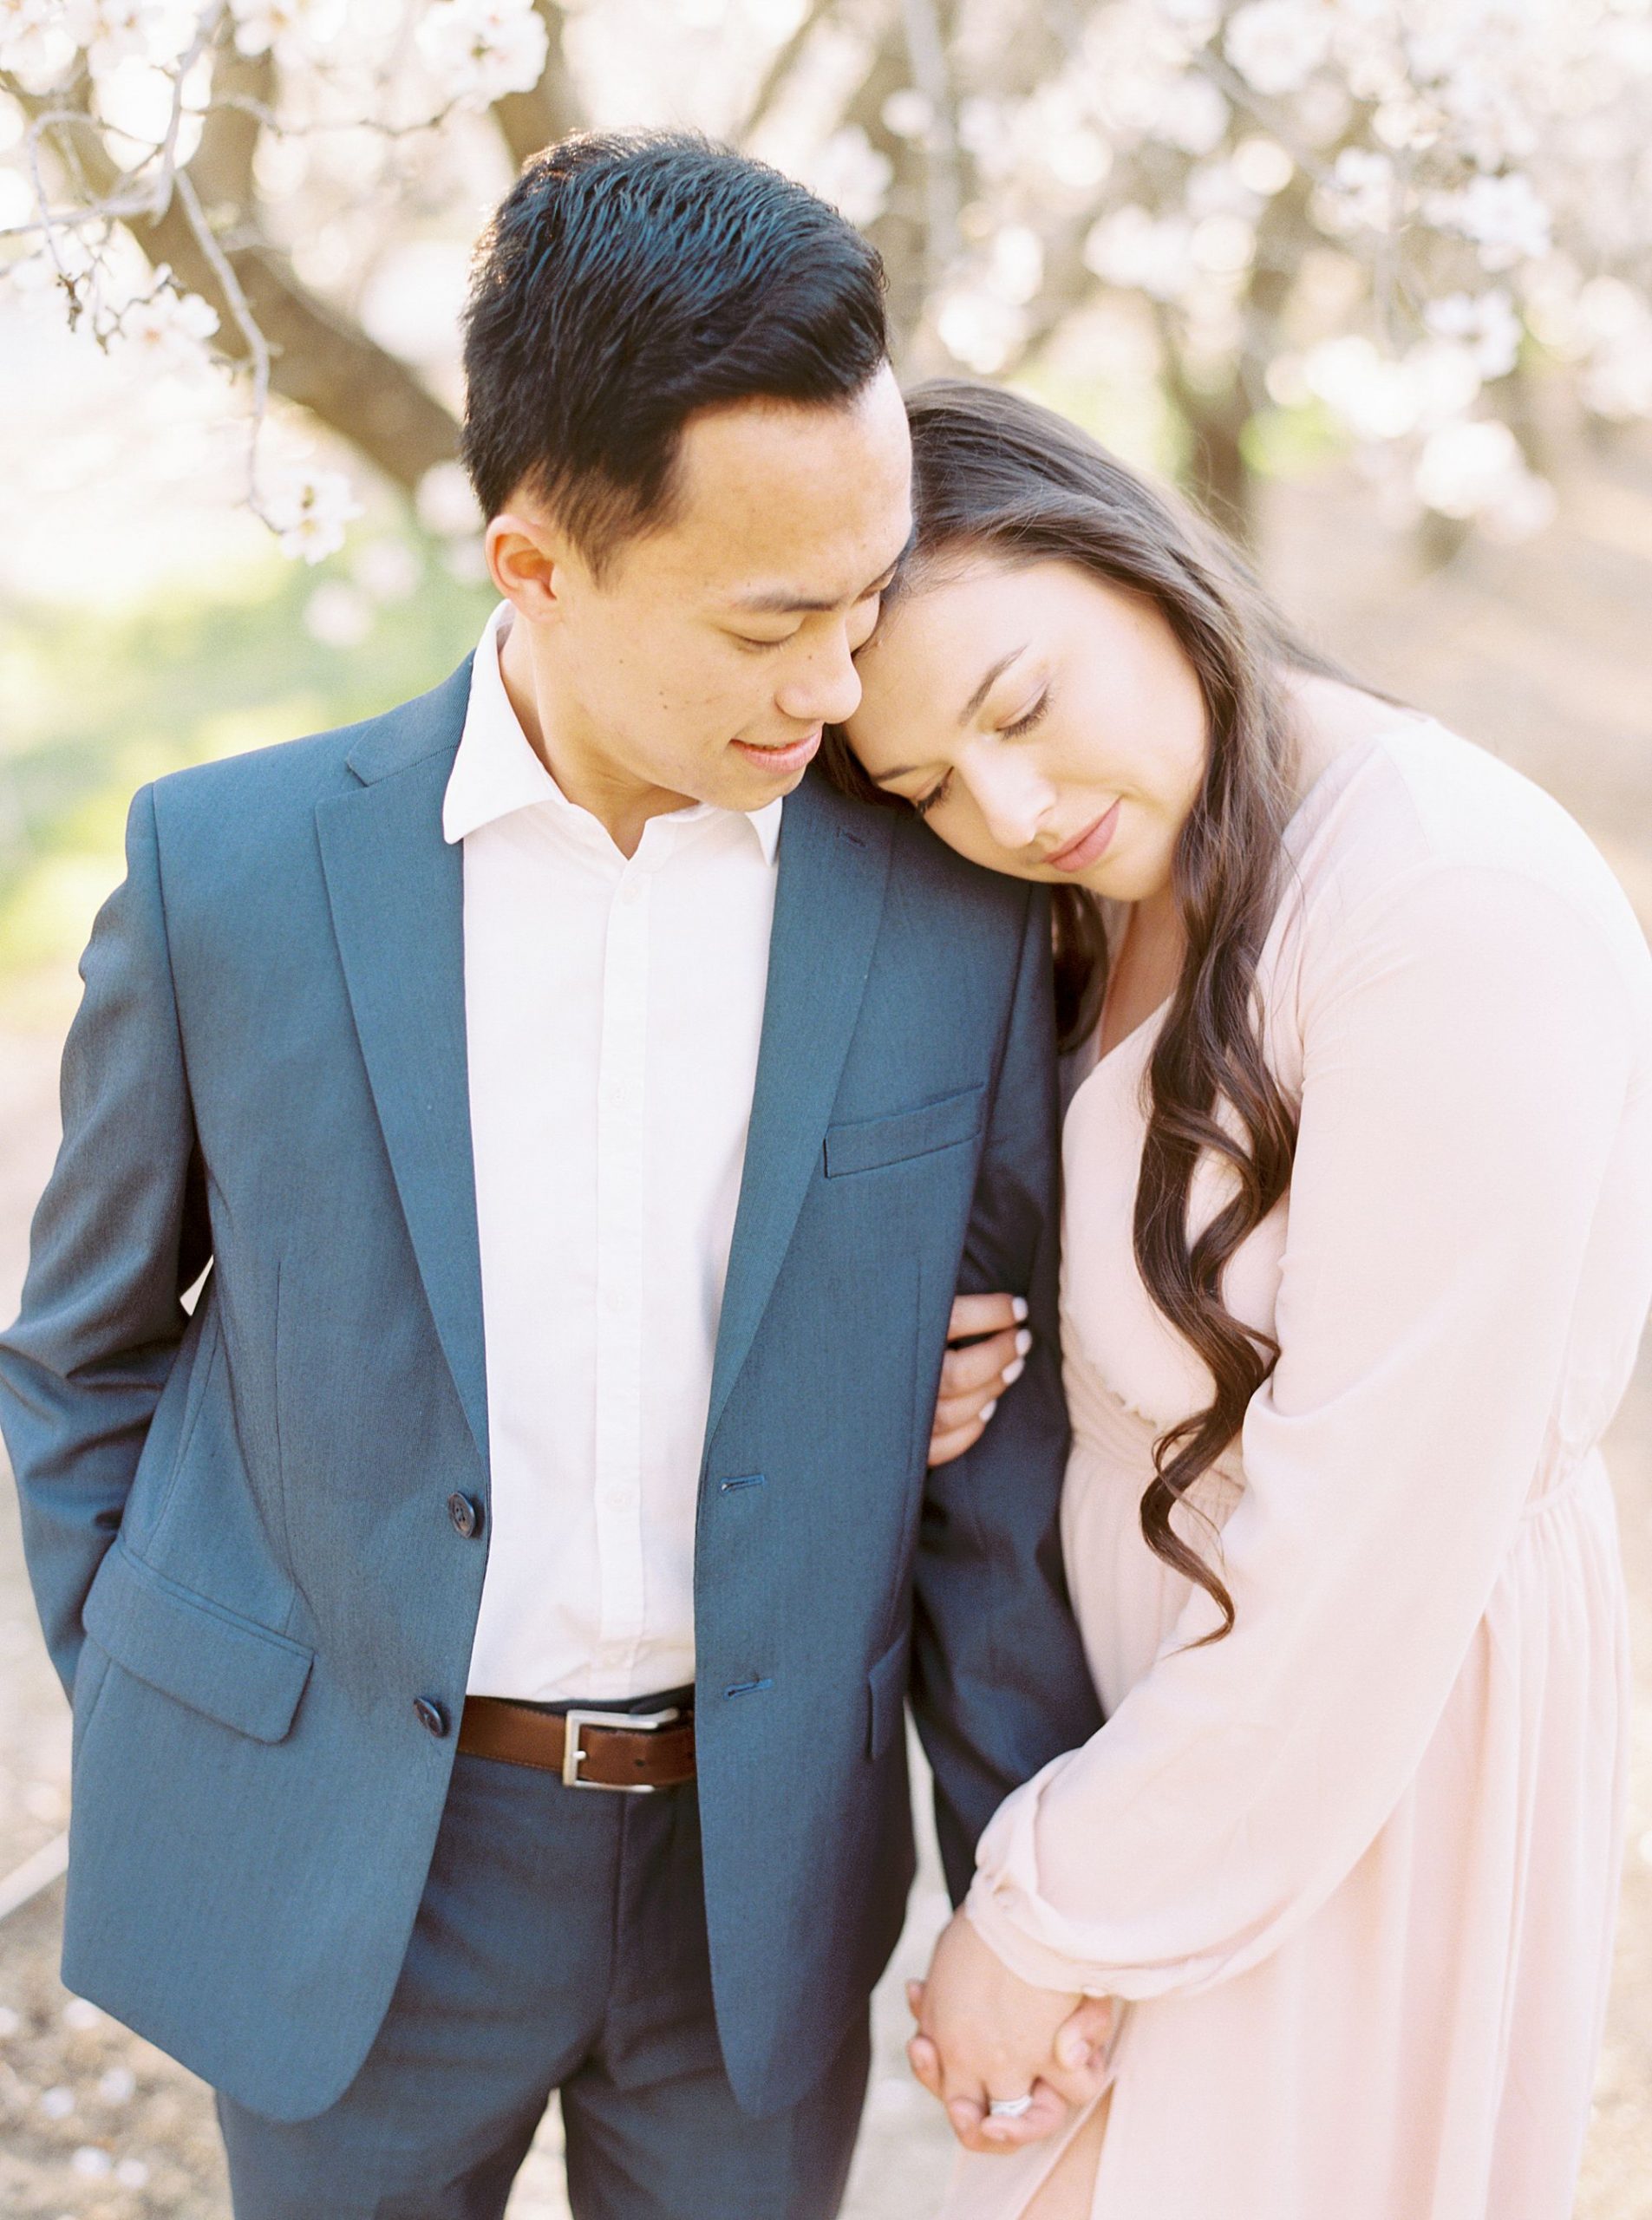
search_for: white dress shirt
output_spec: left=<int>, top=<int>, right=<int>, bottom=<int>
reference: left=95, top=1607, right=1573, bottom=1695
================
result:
left=445, top=604, right=781, bottom=1701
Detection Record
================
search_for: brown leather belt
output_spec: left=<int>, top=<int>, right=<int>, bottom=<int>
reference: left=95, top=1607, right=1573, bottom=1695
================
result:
left=457, top=1695, right=695, bottom=1792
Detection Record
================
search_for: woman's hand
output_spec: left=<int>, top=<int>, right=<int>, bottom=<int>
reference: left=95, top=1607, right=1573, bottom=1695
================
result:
left=929, top=1293, right=1034, bottom=1466
left=904, top=1912, right=1113, bottom=2153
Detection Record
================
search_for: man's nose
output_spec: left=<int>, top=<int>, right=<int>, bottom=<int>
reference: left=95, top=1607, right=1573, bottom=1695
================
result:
left=775, top=629, right=862, bottom=728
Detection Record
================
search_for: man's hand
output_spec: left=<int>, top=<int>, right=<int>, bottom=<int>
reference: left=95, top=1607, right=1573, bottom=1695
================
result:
left=905, top=1911, right=1113, bottom=2154
left=929, top=1293, right=1033, bottom=1466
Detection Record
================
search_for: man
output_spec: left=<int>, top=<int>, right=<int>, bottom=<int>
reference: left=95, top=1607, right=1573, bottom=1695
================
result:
left=0, top=133, right=1103, bottom=2217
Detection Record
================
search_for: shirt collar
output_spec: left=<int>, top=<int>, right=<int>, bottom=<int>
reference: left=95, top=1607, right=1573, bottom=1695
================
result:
left=442, top=604, right=782, bottom=866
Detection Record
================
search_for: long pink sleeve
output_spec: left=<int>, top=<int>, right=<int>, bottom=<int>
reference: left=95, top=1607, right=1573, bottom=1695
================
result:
left=967, top=857, right=1650, bottom=2001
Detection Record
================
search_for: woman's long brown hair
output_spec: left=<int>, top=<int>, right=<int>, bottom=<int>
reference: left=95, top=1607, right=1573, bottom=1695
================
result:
left=824, top=379, right=1355, bottom=1642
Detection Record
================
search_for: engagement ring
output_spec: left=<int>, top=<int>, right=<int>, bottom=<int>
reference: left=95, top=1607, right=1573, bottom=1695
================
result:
left=988, top=2094, right=1035, bottom=2119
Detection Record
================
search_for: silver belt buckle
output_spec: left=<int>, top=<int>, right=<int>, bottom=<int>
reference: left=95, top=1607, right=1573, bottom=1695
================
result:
left=561, top=1704, right=681, bottom=1792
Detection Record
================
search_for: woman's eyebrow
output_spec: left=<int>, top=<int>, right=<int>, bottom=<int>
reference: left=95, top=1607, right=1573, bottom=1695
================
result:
left=958, top=644, right=1027, bottom=726
left=873, top=643, right=1032, bottom=786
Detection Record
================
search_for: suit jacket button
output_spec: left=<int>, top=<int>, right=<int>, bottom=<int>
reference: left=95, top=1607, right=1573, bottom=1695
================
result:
left=415, top=1697, right=449, bottom=1736
left=447, top=1492, right=481, bottom=1538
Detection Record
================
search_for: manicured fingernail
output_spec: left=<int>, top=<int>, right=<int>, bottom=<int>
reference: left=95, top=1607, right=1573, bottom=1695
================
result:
left=1015, top=1329, right=1033, bottom=1356
left=1011, top=1296, right=1028, bottom=1321
left=1001, top=1358, right=1024, bottom=1388
left=978, top=1399, right=997, bottom=1423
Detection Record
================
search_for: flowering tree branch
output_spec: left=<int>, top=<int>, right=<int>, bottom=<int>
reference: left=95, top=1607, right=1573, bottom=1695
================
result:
left=3, top=0, right=1648, bottom=562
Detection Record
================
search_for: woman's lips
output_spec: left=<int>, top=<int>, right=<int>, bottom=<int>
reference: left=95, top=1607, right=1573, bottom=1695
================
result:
left=732, top=729, right=822, bottom=776
left=1044, top=799, right=1120, bottom=873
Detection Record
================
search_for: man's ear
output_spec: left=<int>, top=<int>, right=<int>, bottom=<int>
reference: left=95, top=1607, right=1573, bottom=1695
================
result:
left=486, top=503, right=579, bottom=626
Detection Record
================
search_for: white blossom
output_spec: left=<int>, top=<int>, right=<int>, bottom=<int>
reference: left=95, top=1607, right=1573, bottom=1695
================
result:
left=0, top=0, right=79, bottom=92
left=415, top=459, right=481, bottom=539
left=989, top=224, right=1044, bottom=307
left=1319, top=147, right=1401, bottom=233
left=1159, top=74, right=1228, bottom=156
left=1425, top=289, right=1522, bottom=379
left=304, top=578, right=374, bottom=645
left=1084, top=206, right=1195, bottom=302
left=937, top=286, right=1027, bottom=375
left=228, top=0, right=342, bottom=64
left=1427, top=170, right=1551, bottom=271
left=350, top=536, right=423, bottom=602
left=415, top=0, right=549, bottom=108
left=1303, top=334, right=1422, bottom=441
left=1413, top=415, right=1550, bottom=533
left=1224, top=0, right=1332, bottom=97
left=261, top=465, right=362, bottom=564
left=1231, top=134, right=1294, bottom=195
left=7, top=232, right=99, bottom=325
left=64, top=0, right=186, bottom=75
left=115, top=270, right=220, bottom=369
left=880, top=88, right=931, bottom=141
left=795, top=126, right=891, bottom=228
left=1582, top=321, right=1652, bottom=420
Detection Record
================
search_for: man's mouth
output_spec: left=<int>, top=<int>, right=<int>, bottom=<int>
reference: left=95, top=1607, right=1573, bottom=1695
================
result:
left=731, top=729, right=823, bottom=776
left=1041, top=800, right=1120, bottom=873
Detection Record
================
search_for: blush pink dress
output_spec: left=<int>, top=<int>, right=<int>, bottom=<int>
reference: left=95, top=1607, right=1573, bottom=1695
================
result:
left=945, top=719, right=1652, bottom=2220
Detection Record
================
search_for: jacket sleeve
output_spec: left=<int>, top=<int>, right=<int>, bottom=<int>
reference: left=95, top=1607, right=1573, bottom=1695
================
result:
left=0, top=786, right=210, bottom=1696
left=909, top=884, right=1105, bottom=1901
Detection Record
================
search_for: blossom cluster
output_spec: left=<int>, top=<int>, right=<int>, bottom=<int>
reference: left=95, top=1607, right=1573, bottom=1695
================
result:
left=3, top=0, right=1652, bottom=556
left=922, top=0, right=1652, bottom=533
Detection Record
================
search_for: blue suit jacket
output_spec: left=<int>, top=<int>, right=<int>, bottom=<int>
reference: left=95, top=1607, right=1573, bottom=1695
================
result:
left=0, top=661, right=1101, bottom=2122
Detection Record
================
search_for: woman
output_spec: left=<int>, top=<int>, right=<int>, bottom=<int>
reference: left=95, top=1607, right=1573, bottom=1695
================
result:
left=831, top=380, right=1652, bottom=2220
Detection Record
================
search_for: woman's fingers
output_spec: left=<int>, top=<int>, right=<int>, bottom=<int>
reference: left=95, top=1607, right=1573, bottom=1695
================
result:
left=1053, top=1995, right=1113, bottom=2075
left=944, top=1291, right=1027, bottom=1344
left=929, top=1296, right=1035, bottom=1466
left=978, top=2081, right=1070, bottom=2149
left=927, top=1414, right=989, bottom=1468
left=945, top=2081, right=1070, bottom=2155
left=939, top=1324, right=1025, bottom=1399
left=906, top=2032, right=944, bottom=2096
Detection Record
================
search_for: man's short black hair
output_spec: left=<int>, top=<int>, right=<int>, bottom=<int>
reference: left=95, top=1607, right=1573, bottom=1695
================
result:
left=461, top=130, right=889, bottom=573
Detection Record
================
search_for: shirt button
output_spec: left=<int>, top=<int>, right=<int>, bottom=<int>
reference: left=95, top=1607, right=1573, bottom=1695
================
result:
left=617, top=877, right=643, bottom=904
left=414, top=1697, right=449, bottom=1737
left=447, top=1492, right=481, bottom=1538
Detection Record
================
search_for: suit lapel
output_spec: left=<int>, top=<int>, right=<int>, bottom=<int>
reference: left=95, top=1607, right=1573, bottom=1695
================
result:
left=315, top=667, right=488, bottom=1470
left=705, top=774, right=895, bottom=1445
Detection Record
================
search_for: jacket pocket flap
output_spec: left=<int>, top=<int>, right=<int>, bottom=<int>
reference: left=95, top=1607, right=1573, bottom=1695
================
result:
left=82, top=1543, right=312, bottom=1745
left=826, top=1085, right=985, bottom=1179
left=866, top=1629, right=911, bottom=1759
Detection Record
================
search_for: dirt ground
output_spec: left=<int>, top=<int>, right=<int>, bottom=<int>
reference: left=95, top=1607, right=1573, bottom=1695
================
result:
left=1, top=432, right=1649, bottom=2217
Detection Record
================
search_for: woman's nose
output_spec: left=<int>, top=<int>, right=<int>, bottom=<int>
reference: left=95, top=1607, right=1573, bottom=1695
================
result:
left=968, top=754, right=1055, bottom=853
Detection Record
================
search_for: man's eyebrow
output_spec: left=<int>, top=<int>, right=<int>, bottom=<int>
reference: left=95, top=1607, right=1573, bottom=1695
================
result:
left=872, top=643, right=1029, bottom=787
left=728, top=555, right=904, bottom=617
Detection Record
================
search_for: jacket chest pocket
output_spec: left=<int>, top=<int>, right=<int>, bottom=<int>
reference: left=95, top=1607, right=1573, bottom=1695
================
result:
left=823, top=1084, right=984, bottom=1179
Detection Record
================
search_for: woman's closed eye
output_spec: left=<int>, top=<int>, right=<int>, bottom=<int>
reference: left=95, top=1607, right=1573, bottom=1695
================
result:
left=1002, top=685, right=1051, bottom=741
left=911, top=689, right=1052, bottom=818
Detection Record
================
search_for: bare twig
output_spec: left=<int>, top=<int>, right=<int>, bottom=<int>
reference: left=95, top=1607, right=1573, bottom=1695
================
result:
left=738, top=0, right=833, bottom=144
left=175, top=167, right=271, bottom=506
left=898, top=0, right=962, bottom=282
left=491, top=0, right=582, bottom=168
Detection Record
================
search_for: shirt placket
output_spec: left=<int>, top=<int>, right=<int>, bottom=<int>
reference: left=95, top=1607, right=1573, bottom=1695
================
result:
left=591, top=856, right=650, bottom=1681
